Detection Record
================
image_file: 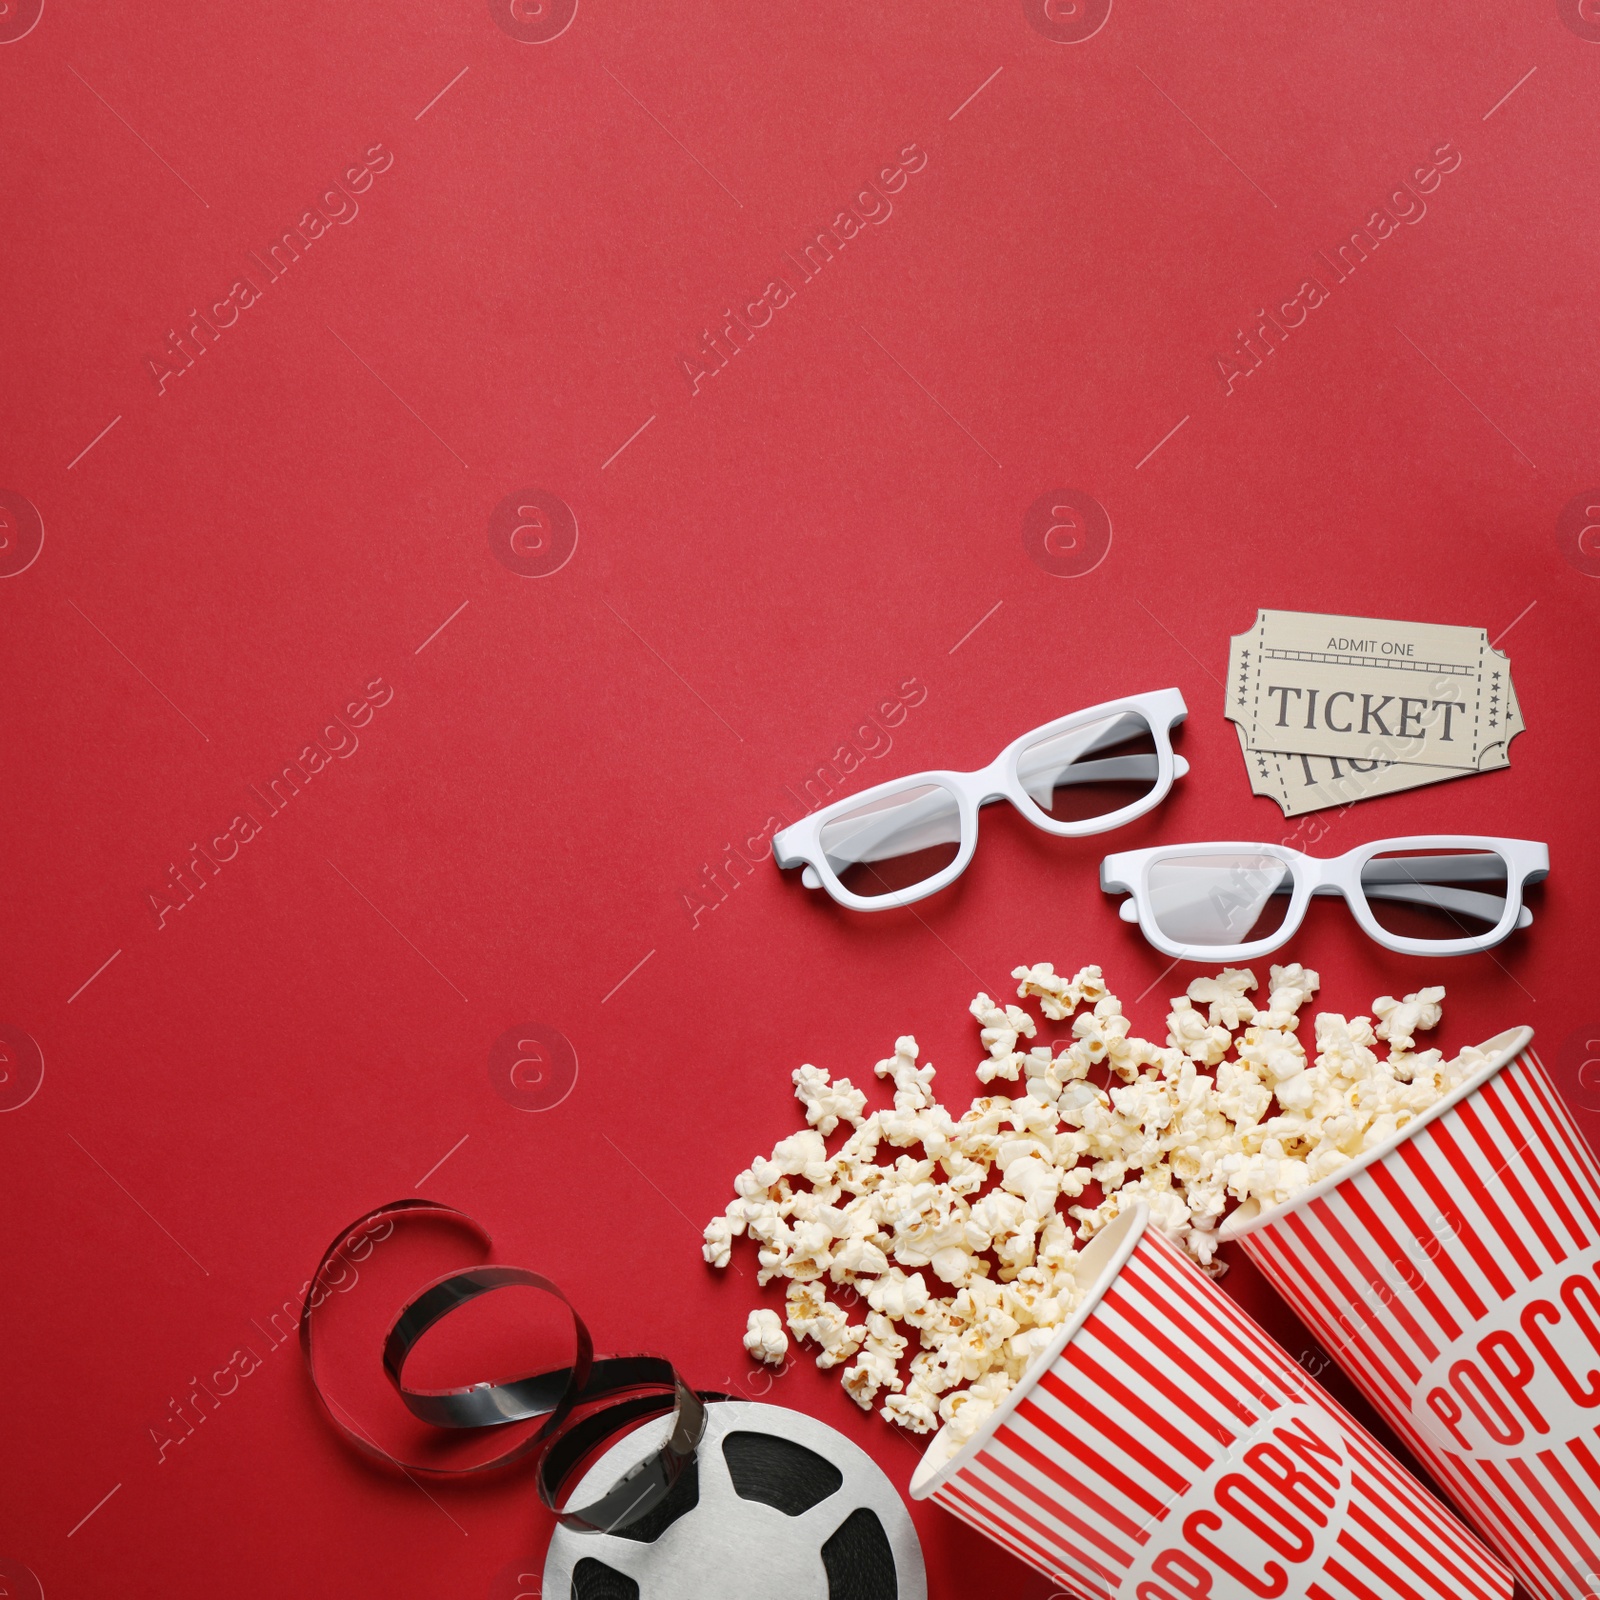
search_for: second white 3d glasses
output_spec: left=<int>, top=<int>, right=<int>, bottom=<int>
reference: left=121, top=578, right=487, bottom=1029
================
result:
left=1100, top=835, right=1549, bottom=959
left=773, top=689, right=1189, bottom=910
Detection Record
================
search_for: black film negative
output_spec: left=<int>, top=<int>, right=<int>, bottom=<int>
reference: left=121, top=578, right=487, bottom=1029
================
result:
left=300, top=1197, right=725, bottom=1532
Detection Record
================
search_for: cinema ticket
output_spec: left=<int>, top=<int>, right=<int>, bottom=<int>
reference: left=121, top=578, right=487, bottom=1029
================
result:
left=1226, top=610, right=1524, bottom=816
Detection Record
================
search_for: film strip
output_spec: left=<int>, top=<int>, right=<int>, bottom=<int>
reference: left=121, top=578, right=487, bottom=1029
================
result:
left=300, top=1197, right=727, bottom=1533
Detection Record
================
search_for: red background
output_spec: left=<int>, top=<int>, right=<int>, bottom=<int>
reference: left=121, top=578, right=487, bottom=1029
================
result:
left=3, top=2, right=1599, bottom=1595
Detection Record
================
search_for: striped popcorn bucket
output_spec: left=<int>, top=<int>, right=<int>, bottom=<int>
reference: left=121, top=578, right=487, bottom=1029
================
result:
left=1219, top=1026, right=1600, bottom=1600
left=910, top=1200, right=1511, bottom=1600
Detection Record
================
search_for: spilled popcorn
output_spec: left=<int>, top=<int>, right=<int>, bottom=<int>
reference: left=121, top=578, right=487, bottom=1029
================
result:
left=705, top=962, right=1494, bottom=1465
left=743, top=1308, right=788, bottom=1366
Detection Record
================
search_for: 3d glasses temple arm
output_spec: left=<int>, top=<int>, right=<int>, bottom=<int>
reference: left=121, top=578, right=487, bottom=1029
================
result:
left=1287, top=878, right=1528, bottom=926
left=1357, top=852, right=1506, bottom=884
left=1356, top=881, right=1531, bottom=926
left=820, top=790, right=962, bottom=871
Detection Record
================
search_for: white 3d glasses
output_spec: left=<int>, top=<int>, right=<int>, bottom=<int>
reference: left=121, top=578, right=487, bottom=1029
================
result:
left=773, top=689, right=1189, bottom=911
left=1100, top=835, right=1549, bottom=959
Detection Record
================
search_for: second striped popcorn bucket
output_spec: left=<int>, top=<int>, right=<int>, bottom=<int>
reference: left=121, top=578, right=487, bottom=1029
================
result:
left=910, top=1201, right=1511, bottom=1600
left=1219, top=1025, right=1600, bottom=1600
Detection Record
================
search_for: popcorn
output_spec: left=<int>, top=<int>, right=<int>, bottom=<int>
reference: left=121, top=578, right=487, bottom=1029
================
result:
left=708, top=961, right=1487, bottom=1450
left=785, top=1281, right=865, bottom=1368
left=1013, top=962, right=1100, bottom=1018
left=1186, top=969, right=1260, bottom=1030
left=771, top=1129, right=829, bottom=1177
left=1167, top=997, right=1232, bottom=1066
left=841, top=1313, right=908, bottom=1410
left=866, top=1266, right=931, bottom=1322
left=883, top=1379, right=942, bottom=1433
left=1373, top=987, right=1446, bottom=1055
left=929, top=1369, right=1016, bottom=1465
left=792, top=1063, right=868, bottom=1136
left=743, top=1308, right=788, bottom=1367
left=830, top=1233, right=889, bottom=1282
left=969, top=992, right=1037, bottom=1083
left=702, top=1213, right=736, bottom=1269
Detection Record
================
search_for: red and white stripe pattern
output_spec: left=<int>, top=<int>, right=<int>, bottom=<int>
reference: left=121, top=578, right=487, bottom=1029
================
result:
left=924, top=1217, right=1510, bottom=1600
left=1235, top=1044, right=1600, bottom=1600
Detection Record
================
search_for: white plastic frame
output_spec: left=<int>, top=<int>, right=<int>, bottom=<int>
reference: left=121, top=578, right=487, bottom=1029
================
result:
left=772, top=688, right=1189, bottom=912
left=1100, top=834, right=1549, bottom=960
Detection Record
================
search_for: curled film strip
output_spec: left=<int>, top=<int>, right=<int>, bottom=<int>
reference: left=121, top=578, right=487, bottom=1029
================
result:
left=300, top=1197, right=727, bottom=1534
